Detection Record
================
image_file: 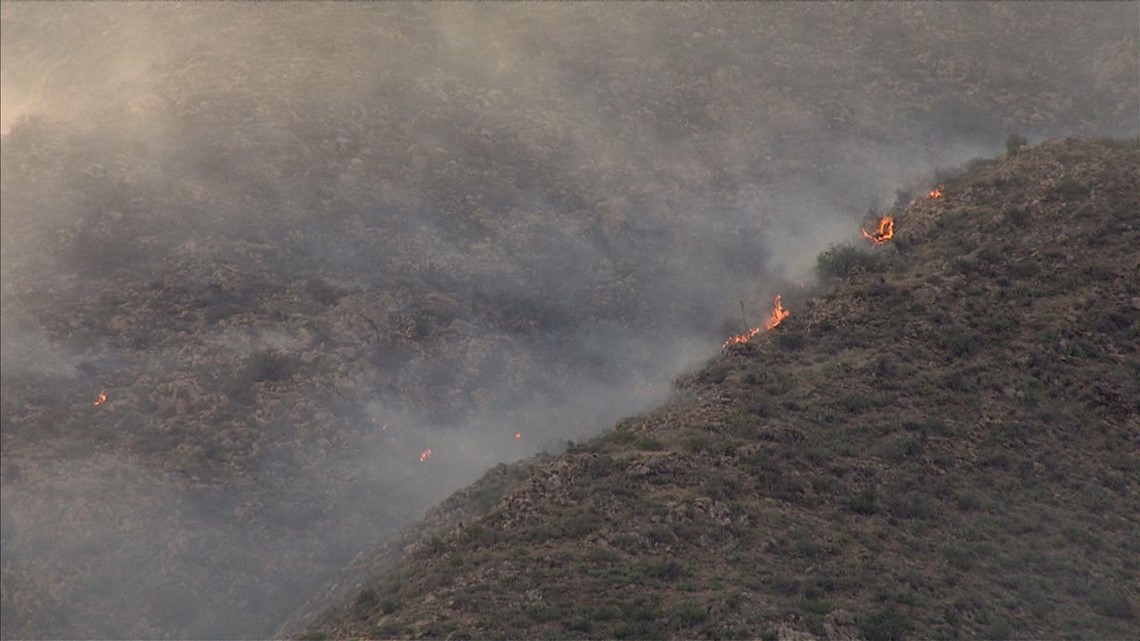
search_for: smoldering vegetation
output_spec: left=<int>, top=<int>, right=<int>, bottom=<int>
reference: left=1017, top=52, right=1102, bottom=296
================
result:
left=1, top=3, right=1136, bottom=638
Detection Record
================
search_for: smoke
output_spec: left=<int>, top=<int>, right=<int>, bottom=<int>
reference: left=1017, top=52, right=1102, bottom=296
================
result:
left=2, top=2, right=1137, bottom=638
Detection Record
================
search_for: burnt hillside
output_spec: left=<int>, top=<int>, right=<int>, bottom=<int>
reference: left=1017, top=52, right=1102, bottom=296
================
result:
left=295, top=138, right=1140, bottom=640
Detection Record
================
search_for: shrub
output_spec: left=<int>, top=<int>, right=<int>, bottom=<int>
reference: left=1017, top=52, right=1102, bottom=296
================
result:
left=816, top=244, right=883, bottom=279
left=1092, top=589, right=1136, bottom=620
left=1003, top=206, right=1032, bottom=228
left=848, top=488, right=878, bottom=515
left=858, top=607, right=916, bottom=641
left=677, top=602, right=709, bottom=627
left=246, top=349, right=300, bottom=382
left=1053, top=176, right=1090, bottom=201
left=703, top=474, right=743, bottom=501
left=304, top=277, right=346, bottom=306
left=777, top=331, right=806, bottom=350
left=633, top=434, right=666, bottom=451
left=1006, top=133, right=1028, bottom=156
left=354, top=587, right=379, bottom=621
left=938, top=325, right=980, bottom=359
left=646, top=560, right=689, bottom=581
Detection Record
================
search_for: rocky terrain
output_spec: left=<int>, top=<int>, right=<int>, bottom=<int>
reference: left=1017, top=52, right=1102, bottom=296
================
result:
left=295, top=138, right=1140, bottom=640
left=1, top=3, right=1137, bottom=639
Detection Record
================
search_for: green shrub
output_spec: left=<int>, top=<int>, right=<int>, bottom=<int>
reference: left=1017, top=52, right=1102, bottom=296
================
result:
left=646, top=560, right=689, bottom=581
left=777, top=331, right=806, bottom=350
left=1092, top=588, right=1136, bottom=620
left=633, top=434, right=666, bottom=451
left=676, top=602, right=709, bottom=627
left=816, top=244, right=884, bottom=279
left=848, top=488, right=878, bottom=515
left=858, top=607, right=916, bottom=641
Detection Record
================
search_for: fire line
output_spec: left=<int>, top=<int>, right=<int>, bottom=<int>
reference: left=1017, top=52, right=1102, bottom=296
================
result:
left=723, top=295, right=788, bottom=348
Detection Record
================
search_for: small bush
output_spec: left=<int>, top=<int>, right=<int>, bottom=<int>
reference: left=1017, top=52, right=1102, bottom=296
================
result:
left=633, top=434, right=666, bottom=451
left=646, top=560, right=689, bottom=581
left=1003, top=206, right=1032, bottom=229
left=703, top=474, right=743, bottom=501
left=246, top=349, right=300, bottom=382
left=938, top=325, right=980, bottom=359
left=859, top=607, right=916, bottom=641
left=777, top=331, right=806, bottom=350
left=1053, top=176, right=1090, bottom=201
left=304, top=277, right=346, bottom=307
left=676, top=602, right=709, bottom=627
left=1006, top=133, right=1028, bottom=156
left=1092, top=588, right=1136, bottom=620
left=848, top=488, right=878, bottom=515
left=354, top=587, right=379, bottom=621
left=816, top=244, right=883, bottom=280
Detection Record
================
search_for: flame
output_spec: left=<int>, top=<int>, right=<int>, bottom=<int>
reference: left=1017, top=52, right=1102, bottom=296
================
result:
left=515, top=432, right=522, bottom=440
left=861, top=216, right=895, bottom=245
left=93, top=391, right=107, bottom=407
left=722, top=295, right=788, bottom=348
left=928, top=186, right=944, bottom=199
left=764, top=294, right=789, bottom=330
left=723, top=326, right=761, bottom=348
left=419, top=448, right=432, bottom=463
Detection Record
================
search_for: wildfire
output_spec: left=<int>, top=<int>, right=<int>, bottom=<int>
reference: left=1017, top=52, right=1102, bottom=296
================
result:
left=764, top=294, right=790, bottom=330
left=722, top=295, right=788, bottom=348
left=928, top=186, right=944, bottom=199
left=723, top=326, right=761, bottom=348
left=419, top=448, right=432, bottom=463
left=93, top=391, right=107, bottom=407
left=861, top=216, right=895, bottom=245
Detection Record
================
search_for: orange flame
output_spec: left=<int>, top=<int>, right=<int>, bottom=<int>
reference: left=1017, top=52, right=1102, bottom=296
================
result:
left=93, top=391, right=107, bottom=407
left=419, top=448, right=432, bottom=463
left=861, top=216, right=895, bottom=245
left=515, top=432, right=522, bottom=440
left=722, top=295, right=788, bottom=348
left=928, top=186, right=944, bottom=199
left=764, top=294, right=789, bottom=330
left=723, top=326, right=761, bottom=348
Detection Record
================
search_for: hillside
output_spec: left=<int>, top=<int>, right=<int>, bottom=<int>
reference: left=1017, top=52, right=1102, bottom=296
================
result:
left=2, top=3, right=1138, bottom=639
left=294, top=138, right=1140, bottom=640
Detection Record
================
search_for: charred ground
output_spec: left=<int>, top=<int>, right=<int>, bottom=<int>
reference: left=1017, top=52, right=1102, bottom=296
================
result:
left=295, top=138, right=1140, bottom=640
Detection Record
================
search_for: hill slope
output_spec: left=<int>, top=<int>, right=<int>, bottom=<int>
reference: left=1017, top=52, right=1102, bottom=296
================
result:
left=295, top=138, right=1140, bottom=640
left=2, top=4, right=1138, bottom=638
